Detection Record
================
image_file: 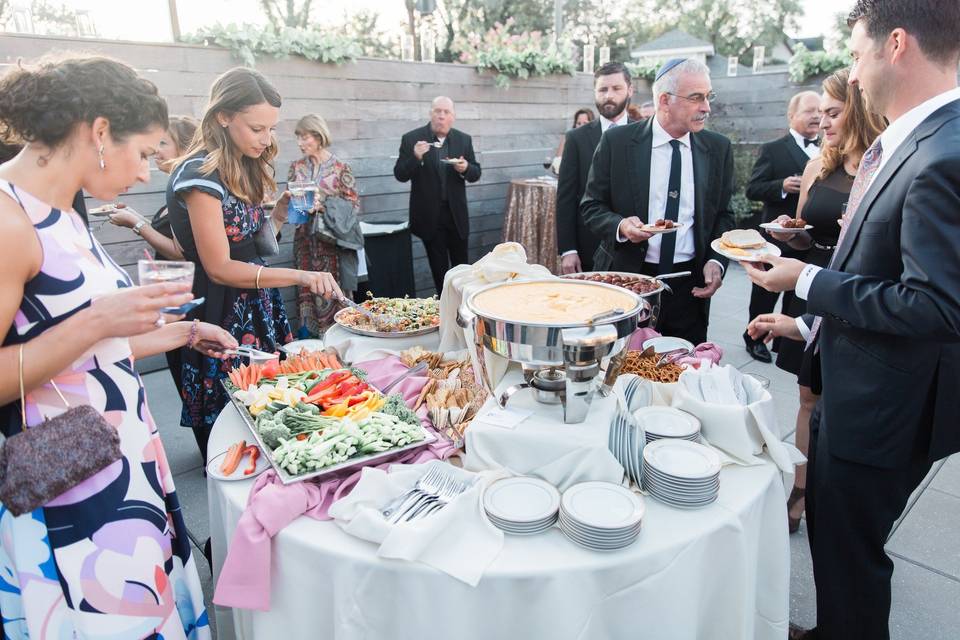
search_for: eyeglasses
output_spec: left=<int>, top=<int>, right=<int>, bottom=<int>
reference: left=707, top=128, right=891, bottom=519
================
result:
left=666, top=91, right=717, bottom=105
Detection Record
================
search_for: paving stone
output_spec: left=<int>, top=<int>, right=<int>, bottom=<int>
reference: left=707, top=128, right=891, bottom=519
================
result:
left=887, top=488, right=960, bottom=580
left=173, top=468, right=212, bottom=552
left=789, top=523, right=817, bottom=629
left=143, top=371, right=205, bottom=476
left=930, top=453, right=960, bottom=499
left=889, top=556, right=960, bottom=640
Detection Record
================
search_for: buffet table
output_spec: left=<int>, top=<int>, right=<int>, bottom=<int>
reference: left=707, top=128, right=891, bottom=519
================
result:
left=322, top=323, right=440, bottom=363
left=208, top=364, right=791, bottom=640
left=502, top=178, right=560, bottom=275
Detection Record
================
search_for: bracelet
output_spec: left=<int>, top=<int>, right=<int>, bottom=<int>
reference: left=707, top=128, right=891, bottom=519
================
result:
left=186, top=319, right=200, bottom=349
left=255, top=265, right=265, bottom=289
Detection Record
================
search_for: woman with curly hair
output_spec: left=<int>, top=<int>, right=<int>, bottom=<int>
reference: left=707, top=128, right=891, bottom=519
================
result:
left=167, top=69, right=341, bottom=459
left=289, top=113, right=362, bottom=337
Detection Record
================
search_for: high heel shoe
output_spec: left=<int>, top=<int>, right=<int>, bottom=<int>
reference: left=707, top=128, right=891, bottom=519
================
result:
left=787, top=485, right=805, bottom=534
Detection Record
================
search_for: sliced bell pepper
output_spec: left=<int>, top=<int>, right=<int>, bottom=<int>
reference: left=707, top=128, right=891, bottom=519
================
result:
left=305, top=370, right=350, bottom=394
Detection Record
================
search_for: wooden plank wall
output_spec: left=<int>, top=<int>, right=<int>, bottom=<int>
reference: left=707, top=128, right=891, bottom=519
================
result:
left=709, top=72, right=821, bottom=144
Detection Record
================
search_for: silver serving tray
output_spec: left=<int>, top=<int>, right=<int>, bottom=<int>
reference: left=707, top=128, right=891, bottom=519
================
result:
left=333, top=308, right=440, bottom=339
left=221, top=380, right=436, bottom=485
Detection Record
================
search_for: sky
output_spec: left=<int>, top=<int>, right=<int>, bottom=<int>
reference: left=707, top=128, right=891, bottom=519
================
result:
left=20, top=0, right=844, bottom=43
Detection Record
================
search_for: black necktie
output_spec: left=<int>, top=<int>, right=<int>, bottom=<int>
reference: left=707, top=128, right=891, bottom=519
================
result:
left=804, top=137, right=819, bottom=148
left=658, top=139, right=682, bottom=274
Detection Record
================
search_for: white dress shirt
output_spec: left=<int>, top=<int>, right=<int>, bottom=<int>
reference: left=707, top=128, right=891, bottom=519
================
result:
left=789, top=128, right=822, bottom=160
left=793, top=87, right=960, bottom=335
left=643, top=117, right=696, bottom=265
left=599, top=110, right=629, bottom=133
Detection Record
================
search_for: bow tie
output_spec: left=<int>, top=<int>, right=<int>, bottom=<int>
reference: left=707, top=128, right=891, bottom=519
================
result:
left=804, top=137, right=820, bottom=148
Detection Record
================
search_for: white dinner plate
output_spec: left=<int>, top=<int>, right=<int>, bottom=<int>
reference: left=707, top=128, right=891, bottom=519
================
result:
left=760, top=222, right=814, bottom=234
left=644, top=469, right=719, bottom=490
left=640, top=222, right=685, bottom=234
left=559, top=522, right=640, bottom=549
left=560, top=482, right=645, bottom=530
left=483, top=477, right=561, bottom=524
left=710, top=238, right=782, bottom=263
left=207, top=446, right=270, bottom=481
left=634, top=406, right=701, bottom=439
left=641, top=336, right=695, bottom=356
left=486, top=511, right=557, bottom=529
left=281, top=339, right=325, bottom=355
left=643, top=440, right=722, bottom=480
left=558, top=512, right=643, bottom=538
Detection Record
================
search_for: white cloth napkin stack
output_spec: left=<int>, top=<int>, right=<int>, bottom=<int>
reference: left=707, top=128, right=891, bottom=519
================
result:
left=671, top=365, right=804, bottom=473
left=328, top=460, right=508, bottom=586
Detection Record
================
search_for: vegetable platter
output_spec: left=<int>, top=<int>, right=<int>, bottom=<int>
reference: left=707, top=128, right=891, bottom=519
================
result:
left=222, top=351, right=435, bottom=484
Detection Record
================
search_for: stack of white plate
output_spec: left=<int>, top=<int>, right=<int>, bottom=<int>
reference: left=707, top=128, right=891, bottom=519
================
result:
left=642, top=440, right=721, bottom=509
left=609, top=377, right=649, bottom=485
left=558, top=482, right=645, bottom=551
left=633, top=406, right=702, bottom=445
left=483, top=476, right=560, bottom=535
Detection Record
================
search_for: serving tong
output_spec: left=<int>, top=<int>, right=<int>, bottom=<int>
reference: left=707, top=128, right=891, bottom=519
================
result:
left=380, top=467, right=468, bottom=523
left=224, top=345, right=277, bottom=361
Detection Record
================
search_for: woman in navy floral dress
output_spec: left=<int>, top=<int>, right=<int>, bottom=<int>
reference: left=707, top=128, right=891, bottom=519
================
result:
left=167, top=68, right=341, bottom=460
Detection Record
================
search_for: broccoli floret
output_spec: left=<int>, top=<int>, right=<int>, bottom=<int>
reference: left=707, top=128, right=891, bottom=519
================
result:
left=258, top=419, right=292, bottom=449
left=379, top=394, right=420, bottom=427
left=349, top=367, right=369, bottom=381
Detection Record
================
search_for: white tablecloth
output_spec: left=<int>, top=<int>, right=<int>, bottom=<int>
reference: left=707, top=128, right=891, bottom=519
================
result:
left=322, top=323, right=440, bottom=363
left=208, top=388, right=791, bottom=639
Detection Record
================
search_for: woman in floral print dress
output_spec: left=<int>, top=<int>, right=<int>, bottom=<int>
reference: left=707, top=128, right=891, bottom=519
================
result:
left=0, top=55, right=237, bottom=640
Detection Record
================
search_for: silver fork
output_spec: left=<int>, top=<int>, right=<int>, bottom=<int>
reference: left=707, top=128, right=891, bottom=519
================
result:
left=406, top=478, right=466, bottom=522
left=381, top=467, right=442, bottom=519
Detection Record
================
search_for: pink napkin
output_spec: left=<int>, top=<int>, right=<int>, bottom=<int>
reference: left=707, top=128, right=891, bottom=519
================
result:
left=625, top=328, right=723, bottom=368
left=213, top=355, right=456, bottom=611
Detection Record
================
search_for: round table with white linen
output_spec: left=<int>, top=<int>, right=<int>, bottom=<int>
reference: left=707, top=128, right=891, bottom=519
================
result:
left=208, top=379, right=790, bottom=640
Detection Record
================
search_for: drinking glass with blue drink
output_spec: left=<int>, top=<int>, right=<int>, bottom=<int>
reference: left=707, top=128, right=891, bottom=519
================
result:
left=288, top=180, right=318, bottom=224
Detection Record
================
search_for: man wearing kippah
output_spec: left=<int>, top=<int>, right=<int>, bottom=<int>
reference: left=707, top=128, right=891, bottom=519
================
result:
left=581, top=58, right=736, bottom=345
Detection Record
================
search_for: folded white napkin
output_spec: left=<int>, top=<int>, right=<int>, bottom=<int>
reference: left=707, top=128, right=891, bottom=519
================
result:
left=672, top=365, right=804, bottom=474
left=328, top=460, right=507, bottom=586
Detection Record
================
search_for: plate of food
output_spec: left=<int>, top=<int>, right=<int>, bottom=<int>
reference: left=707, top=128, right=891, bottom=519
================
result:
left=641, top=219, right=684, bottom=234
left=760, top=219, right=813, bottom=234
left=334, top=296, right=440, bottom=338
left=711, top=229, right=782, bottom=262
left=207, top=441, right=270, bottom=481
left=281, top=339, right=325, bottom=355
left=88, top=203, right=125, bottom=216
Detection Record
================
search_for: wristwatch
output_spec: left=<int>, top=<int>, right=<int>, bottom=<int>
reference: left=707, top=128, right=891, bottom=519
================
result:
left=132, top=220, right=147, bottom=236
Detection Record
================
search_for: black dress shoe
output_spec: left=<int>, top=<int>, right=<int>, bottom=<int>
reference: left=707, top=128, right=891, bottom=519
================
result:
left=788, top=623, right=816, bottom=639
left=743, top=331, right=772, bottom=363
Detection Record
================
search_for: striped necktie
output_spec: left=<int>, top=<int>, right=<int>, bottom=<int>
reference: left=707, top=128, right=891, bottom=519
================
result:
left=806, top=138, right=884, bottom=350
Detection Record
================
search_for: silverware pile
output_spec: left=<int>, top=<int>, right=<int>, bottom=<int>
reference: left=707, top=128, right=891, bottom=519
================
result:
left=380, top=467, right=468, bottom=524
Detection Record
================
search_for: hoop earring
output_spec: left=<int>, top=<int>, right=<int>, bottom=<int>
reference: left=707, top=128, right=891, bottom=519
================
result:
left=98, top=144, right=105, bottom=170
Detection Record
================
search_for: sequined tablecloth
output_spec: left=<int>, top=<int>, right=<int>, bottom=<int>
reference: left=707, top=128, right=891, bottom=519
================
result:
left=501, top=178, right=560, bottom=274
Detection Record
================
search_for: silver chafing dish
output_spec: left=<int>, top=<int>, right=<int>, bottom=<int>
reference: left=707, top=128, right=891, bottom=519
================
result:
left=457, top=279, right=652, bottom=423
left=561, top=271, right=666, bottom=327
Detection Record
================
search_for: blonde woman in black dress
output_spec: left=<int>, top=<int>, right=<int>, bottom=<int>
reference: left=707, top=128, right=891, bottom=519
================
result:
left=748, top=68, right=886, bottom=533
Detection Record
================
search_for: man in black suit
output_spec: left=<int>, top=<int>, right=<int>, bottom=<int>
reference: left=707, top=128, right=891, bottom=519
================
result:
left=394, top=96, right=481, bottom=293
left=581, top=58, right=735, bottom=345
left=742, top=91, right=821, bottom=362
left=557, top=62, right=634, bottom=274
left=746, top=2, right=960, bottom=637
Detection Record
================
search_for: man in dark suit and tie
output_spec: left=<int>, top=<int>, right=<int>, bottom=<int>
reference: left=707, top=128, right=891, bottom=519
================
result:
left=556, top=62, right=634, bottom=274
left=742, top=91, right=822, bottom=362
left=746, top=2, right=960, bottom=637
left=581, top=58, right=736, bottom=345
left=394, top=96, right=481, bottom=293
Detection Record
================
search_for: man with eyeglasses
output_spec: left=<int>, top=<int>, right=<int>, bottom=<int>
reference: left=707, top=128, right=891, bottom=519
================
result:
left=743, top=91, right=823, bottom=363
left=581, top=58, right=735, bottom=345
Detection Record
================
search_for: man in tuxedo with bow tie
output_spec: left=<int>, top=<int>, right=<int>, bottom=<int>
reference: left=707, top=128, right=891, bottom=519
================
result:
left=742, top=91, right=822, bottom=362
left=746, top=1, right=960, bottom=637
left=581, top=58, right=735, bottom=345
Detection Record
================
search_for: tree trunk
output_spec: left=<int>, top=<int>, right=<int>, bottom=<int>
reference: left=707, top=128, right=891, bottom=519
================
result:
left=405, top=0, right=420, bottom=61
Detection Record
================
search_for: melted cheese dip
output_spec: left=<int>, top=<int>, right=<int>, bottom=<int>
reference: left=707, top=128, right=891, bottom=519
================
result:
left=472, top=281, right=637, bottom=324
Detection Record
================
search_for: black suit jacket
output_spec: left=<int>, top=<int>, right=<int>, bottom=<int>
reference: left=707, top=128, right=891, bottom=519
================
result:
left=393, top=123, right=481, bottom=241
left=745, top=133, right=813, bottom=221
left=556, top=119, right=603, bottom=269
left=580, top=118, right=736, bottom=282
left=807, top=100, right=960, bottom=468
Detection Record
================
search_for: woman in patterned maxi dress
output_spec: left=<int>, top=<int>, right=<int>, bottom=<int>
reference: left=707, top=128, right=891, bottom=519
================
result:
left=0, top=56, right=236, bottom=639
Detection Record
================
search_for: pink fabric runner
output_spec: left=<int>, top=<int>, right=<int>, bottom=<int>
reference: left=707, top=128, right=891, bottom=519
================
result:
left=213, top=355, right=455, bottom=611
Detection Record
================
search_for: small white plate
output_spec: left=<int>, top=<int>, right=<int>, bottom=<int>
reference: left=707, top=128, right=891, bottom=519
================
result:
left=634, top=407, right=700, bottom=439
left=710, top=238, right=782, bottom=262
left=483, top=477, right=561, bottom=524
left=643, top=440, right=722, bottom=480
left=641, top=336, right=695, bottom=355
left=640, top=222, right=684, bottom=234
left=561, top=482, right=645, bottom=530
left=88, top=204, right=118, bottom=216
left=207, top=446, right=270, bottom=481
left=760, top=222, right=813, bottom=234
left=281, top=339, right=325, bottom=355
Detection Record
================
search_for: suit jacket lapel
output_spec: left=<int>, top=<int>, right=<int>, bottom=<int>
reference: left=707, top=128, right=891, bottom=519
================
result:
left=587, top=119, right=601, bottom=150
left=784, top=134, right=811, bottom=173
left=691, top=133, right=710, bottom=253
left=628, top=119, right=653, bottom=221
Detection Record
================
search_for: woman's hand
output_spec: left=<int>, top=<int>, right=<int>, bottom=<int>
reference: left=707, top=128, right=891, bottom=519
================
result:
left=87, top=283, right=193, bottom=340
left=270, top=190, right=290, bottom=230
left=190, top=322, right=238, bottom=359
left=747, top=313, right=804, bottom=343
left=299, top=271, right=342, bottom=298
left=108, top=206, right=147, bottom=230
